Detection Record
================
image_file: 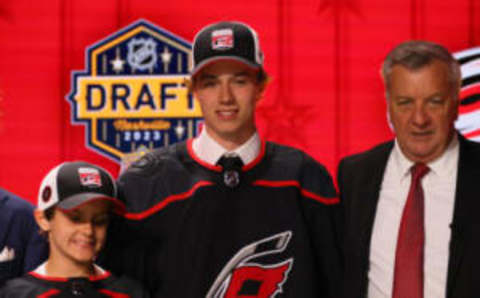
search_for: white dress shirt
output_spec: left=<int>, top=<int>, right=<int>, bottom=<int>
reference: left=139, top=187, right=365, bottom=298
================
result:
left=192, top=129, right=261, bottom=165
left=368, top=136, right=459, bottom=298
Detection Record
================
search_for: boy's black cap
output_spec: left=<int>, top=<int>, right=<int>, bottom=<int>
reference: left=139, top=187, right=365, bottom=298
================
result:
left=38, top=161, right=124, bottom=213
left=191, top=21, right=264, bottom=77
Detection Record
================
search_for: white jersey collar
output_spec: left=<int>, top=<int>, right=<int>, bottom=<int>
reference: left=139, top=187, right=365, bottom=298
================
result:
left=192, top=129, right=261, bottom=165
left=33, top=261, right=106, bottom=277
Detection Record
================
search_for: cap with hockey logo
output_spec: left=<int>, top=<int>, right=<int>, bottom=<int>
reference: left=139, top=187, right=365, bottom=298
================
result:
left=38, top=161, right=124, bottom=213
left=191, top=21, right=264, bottom=77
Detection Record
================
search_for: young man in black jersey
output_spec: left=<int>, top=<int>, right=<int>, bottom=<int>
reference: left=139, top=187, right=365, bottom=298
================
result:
left=105, top=21, right=341, bottom=298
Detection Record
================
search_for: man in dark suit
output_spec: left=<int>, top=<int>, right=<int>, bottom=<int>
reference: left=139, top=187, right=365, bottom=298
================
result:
left=338, top=40, right=480, bottom=298
left=0, top=188, right=47, bottom=287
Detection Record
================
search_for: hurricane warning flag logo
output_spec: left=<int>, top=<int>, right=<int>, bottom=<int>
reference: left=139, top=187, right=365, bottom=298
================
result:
left=67, top=20, right=203, bottom=163
left=207, top=231, right=293, bottom=298
left=454, top=47, right=480, bottom=142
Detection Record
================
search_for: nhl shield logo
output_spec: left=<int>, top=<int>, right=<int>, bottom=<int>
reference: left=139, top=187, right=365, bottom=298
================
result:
left=67, top=19, right=203, bottom=163
left=127, top=38, right=158, bottom=72
left=223, top=170, right=240, bottom=188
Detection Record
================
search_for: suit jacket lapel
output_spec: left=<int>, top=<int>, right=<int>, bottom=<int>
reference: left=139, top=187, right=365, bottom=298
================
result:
left=446, top=135, right=480, bottom=297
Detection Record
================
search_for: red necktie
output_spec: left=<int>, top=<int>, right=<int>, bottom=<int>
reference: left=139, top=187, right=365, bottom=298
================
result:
left=392, top=163, right=430, bottom=298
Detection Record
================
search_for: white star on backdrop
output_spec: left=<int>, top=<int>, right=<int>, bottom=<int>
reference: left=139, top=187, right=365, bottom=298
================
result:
left=161, top=47, right=172, bottom=72
left=111, top=56, right=125, bottom=72
left=175, top=121, right=185, bottom=139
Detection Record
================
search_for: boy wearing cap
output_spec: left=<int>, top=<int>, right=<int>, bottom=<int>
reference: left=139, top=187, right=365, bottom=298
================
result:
left=106, top=21, right=341, bottom=297
left=0, top=162, right=149, bottom=298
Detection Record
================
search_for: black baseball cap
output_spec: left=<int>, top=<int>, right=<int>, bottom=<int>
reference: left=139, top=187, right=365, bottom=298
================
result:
left=191, top=21, right=264, bottom=77
left=38, top=161, right=124, bottom=213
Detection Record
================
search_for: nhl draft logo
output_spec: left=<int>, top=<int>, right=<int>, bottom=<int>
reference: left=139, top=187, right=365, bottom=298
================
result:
left=454, top=47, right=480, bottom=142
left=68, top=20, right=203, bottom=163
left=207, top=231, right=293, bottom=298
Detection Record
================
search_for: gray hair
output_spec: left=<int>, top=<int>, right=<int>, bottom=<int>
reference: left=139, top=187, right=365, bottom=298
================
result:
left=382, top=40, right=461, bottom=100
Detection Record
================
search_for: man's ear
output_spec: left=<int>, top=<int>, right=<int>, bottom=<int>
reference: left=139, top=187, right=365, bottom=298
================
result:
left=255, top=81, right=268, bottom=102
left=34, top=209, right=51, bottom=232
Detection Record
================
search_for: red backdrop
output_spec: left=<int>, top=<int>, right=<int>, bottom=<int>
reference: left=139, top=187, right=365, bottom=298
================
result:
left=1, top=0, right=479, bottom=202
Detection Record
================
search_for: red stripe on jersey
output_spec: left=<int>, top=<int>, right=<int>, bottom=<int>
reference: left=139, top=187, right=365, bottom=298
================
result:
left=242, top=140, right=266, bottom=171
left=252, top=180, right=339, bottom=205
left=89, top=271, right=111, bottom=281
left=99, top=289, right=130, bottom=297
left=300, top=188, right=339, bottom=205
left=123, top=181, right=214, bottom=220
left=38, top=289, right=61, bottom=298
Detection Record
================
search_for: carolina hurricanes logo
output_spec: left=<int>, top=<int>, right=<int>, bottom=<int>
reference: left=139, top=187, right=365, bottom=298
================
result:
left=78, top=167, right=102, bottom=187
left=454, top=47, right=480, bottom=142
left=211, top=28, right=234, bottom=50
left=207, top=231, right=293, bottom=298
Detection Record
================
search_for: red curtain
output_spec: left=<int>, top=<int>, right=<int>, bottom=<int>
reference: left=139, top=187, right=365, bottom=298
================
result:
left=1, top=0, right=479, bottom=202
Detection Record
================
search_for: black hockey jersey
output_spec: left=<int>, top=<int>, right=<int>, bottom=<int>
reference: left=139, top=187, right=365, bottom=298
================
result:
left=0, top=270, right=149, bottom=298
left=104, top=140, right=341, bottom=298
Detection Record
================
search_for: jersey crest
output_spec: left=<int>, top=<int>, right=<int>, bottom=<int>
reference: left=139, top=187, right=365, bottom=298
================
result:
left=207, top=231, right=293, bottom=298
left=67, top=19, right=203, bottom=163
left=454, top=47, right=480, bottom=142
